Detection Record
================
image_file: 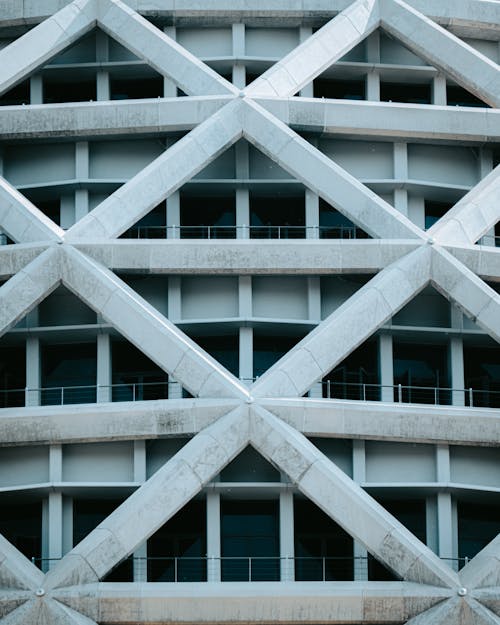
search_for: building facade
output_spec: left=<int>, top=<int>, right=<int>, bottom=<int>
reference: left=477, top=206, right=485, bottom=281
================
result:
left=0, top=0, right=499, bottom=623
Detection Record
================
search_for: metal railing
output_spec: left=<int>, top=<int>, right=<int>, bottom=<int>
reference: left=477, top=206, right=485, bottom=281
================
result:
left=30, top=554, right=471, bottom=579
left=322, top=380, right=500, bottom=407
left=122, top=224, right=365, bottom=240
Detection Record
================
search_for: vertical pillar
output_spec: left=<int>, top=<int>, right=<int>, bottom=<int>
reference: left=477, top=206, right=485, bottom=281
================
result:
left=47, top=445, right=63, bottom=571
left=232, top=24, right=246, bottom=89
left=166, top=191, right=180, bottom=239
left=366, top=31, right=380, bottom=101
left=62, top=497, right=73, bottom=555
left=378, top=334, right=393, bottom=402
left=26, top=337, right=40, bottom=406
left=436, top=445, right=455, bottom=568
left=163, top=27, right=177, bottom=97
left=75, top=142, right=90, bottom=224
left=450, top=337, right=464, bottom=407
left=133, top=440, right=147, bottom=581
left=168, top=277, right=183, bottom=398
left=239, top=276, right=253, bottom=383
left=432, top=74, right=447, bottom=106
left=60, top=195, right=74, bottom=230
left=299, top=27, right=314, bottom=97
left=305, top=189, right=319, bottom=239
left=280, top=491, right=294, bottom=581
left=206, top=492, right=221, bottom=581
left=236, top=140, right=250, bottom=238
left=426, top=496, right=438, bottom=555
left=393, top=143, right=408, bottom=216
left=366, top=72, right=380, bottom=101
left=352, top=440, right=368, bottom=580
left=96, top=30, right=110, bottom=101
left=97, top=333, right=112, bottom=402
left=307, top=276, right=322, bottom=398
left=30, top=75, right=43, bottom=104
left=479, top=148, right=495, bottom=245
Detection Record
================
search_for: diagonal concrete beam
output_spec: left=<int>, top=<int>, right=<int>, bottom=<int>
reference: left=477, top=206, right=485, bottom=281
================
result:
left=0, top=178, right=64, bottom=244
left=260, top=398, right=500, bottom=446
left=97, top=0, right=237, bottom=97
left=465, top=598, right=500, bottom=624
left=245, top=0, right=380, bottom=97
left=65, top=99, right=244, bottom=240
left=381, top=0, right=500, bottom=108
left=446, top=244, right=500, bottom=284
left=460, top=535, right=500, bottom=590
left=0, top=244, right=49, bottom=281
left=404, top=596, right=468, bottom=624
left=0, top=534, right=44, bottom=591
left=47, top=598, right=98, bottom=624
left=251, top=245, right=431, bottom=398
left=429, top=167, right=500, bottom=247
left=431, top=246, right=500, bottom=344
left=474, top=588, right=500, bottom=618
left=0, top=0, right=97, bottom=97
left=0, top=246, right=61, bottom=338
left=53, top=581, right=453, bottom=624
left=60, top=246, right=250, bottom=400
left=242, top=99, right=425, bottom=241
left=0, top=398, right=238, bottom=446
left=250, top=405, right=460, bottom=588
left=74, top=240, right=418, bottom=276
left=44, top=406, right=249, bottom=589
left=0, top=590, right=31, bottom=621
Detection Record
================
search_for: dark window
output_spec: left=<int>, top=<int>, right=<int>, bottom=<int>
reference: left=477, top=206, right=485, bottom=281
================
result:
left=180, top=194, right=236, bottom=239
left=250, top=193, right=305, bottom=239
left=41, top=343, right=96, bottom=405
left=425, top=201, right=452, bottom=230
left=447, top=85, right=488, bottom=108
left=221, top=500, right=280, bottom=581
left=0, top=501, right=42, bottom=564
left=319, top=200, right=369, bottom=239
left=110, top=76, right=163, bottom=100
left=323, top=340, right=379, bottom=401
left=295, top=498, right=353, bottom=581
left=148, top=500, right=206, bottom=582
left=121, top=202, right=166, bottom=239
left=380, top=82, right=431, bottom=105
left=112, top=340, right=168, bottom=402
left=73, top=499, right=133, bottom=581
left=393, top=342, right=450, bottom=404
left=314, top=79, right=365, bottom=100
left=0, top=79, right=30, bottom=106
left=191, top=335, right=239, bottom=377
left=0, top=345, right=25, bottom=407
left=253, top=334, right=303, bottom=379
left=44, top=78, right=96, bottom=104
left=369, top=499, right=426, bottom=581
left=464, top=346, right=500, bottom=408
left=458, top=502, right=500, bottom=562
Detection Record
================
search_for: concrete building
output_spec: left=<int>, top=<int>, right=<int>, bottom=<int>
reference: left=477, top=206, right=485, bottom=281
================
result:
left=0, top=0, right=499, bottom=623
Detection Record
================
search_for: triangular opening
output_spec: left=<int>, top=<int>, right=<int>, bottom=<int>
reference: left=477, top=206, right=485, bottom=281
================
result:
left=219, top=445, right=281, bottom=482
left=477, top=221, right=500, bottom=247
left=322, top=338, right=379, bottom=401
left=302, top=28, right=490, bottom=107
left=392, top=285, right=450, bottom=328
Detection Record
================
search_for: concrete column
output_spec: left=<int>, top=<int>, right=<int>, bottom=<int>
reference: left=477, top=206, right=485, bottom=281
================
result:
left=206, top=492, right=221, bottom=581
left=239, top=327, right=253, bottom=384
left=96, top=30, right=110, bottom=101
left=393, top=143, right=408, bottom=216
left=97, top=333, right=112, bottom=402
left=478, top=149, right=495, bottom=244
left=366, top=31, right=380, bottom=101
left=75, top=142, right=90, bottom=225
left=75, top=189, right=89, bottom=222
left=236, top=140, right=250, bottom=238
left=352, top=440, right=368, bottom=580
left=167, top=276, right=183, bottom=398
left=378, top=334, right=393, bottom=402
left=366, top=71, right=380, bottom=101
left=26, top=337, right=40, bottom=406
left=62, top=497, right=73, bottom=555
left=307, top=276, right=322, bottom=398
left=133, top=441, right=148, bottom=581
left=163, top=27, right=177, bottom=97
left=299, top=27, right=314, bottom=97
left=30, top=74, right=43, bottom=104
left=232, top=24, right=245, bottom=89
left=280, top=491, right=294, bottom=581
left=432, top=73, right=447, bottom=105
left=60, top=194, right=74, bottom=230
left=166, top=191, right=180, bottom=238
left=436, top=445, right=455, bottom=568
left=48, top=445, right=63, bottom=570
left=426, top=496, right=438, bottom=555
left=449, top=336, right=465, bottom=407
left=305, top=189, right=319, bottom=239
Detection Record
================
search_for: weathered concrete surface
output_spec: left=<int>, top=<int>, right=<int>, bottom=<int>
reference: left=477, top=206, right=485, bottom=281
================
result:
left=246, top=0, right=379, bottom=97
left=0, top=244, right=49, bottom=280
left=60, top=246, right=249, bottom=400
left=0, top=398, right=238, bottom=446
left=44, top=407, right=249, bottom=589
left=252, top=246, right=431, bottom=398
left=97, top=0, right=237, bottom=97
left=53, top=581, right=452, bottom=624
left=262, top=398, right=500, bottom=446
left=381, top=0, right=500, bottom=108
left=242, top=99, right=425, bottom=241
left=65, top=99, right=244, bottom=241
left=259, top=98, right=500, bottom=142
left=0, top=246, right=61, bottom=339
left=430, top=167, right=500, bottom=247
left=74, top=240, right=418, bottom=275
left=0, top=591, right=31, bottom=620
left=0, top=533, right=44, bottom=590
left=447, top=245, right=500, bottom=284
left=250, top=405, right=460, bottom=588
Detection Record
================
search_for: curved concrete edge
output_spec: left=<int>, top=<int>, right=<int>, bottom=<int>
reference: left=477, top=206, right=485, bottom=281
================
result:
left=249, top=405, right=460, bottom=589
left=52, top=581, right=453, bottom=624
left=260, top=398, right=500, bottom=446
left=44, top=406, right=250, bottom=590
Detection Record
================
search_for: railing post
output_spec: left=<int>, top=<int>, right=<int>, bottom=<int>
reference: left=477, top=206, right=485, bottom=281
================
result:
left=174, top=557, right=178, bottom=583
left=398, top=384, right=402, bottom=403
left=249, top=557, right=252, bottom=582
left=133, top=383, right=136, bottom=402
left=61, top=386, right=64, bottom=405
left=362, top=384, right=366, bottom=401
left=434, top=386, right=438, bottom=405
left=469, top=388, right=473, bottom=407
left=322, top=557, right=326, bottom=582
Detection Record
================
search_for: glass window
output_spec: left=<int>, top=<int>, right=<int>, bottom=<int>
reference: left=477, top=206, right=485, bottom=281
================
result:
left=393, top=342, right=449, bottom=404
left=41, top=342, right=96, bottom=405
left=323, top=340, right=379, bottom=401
